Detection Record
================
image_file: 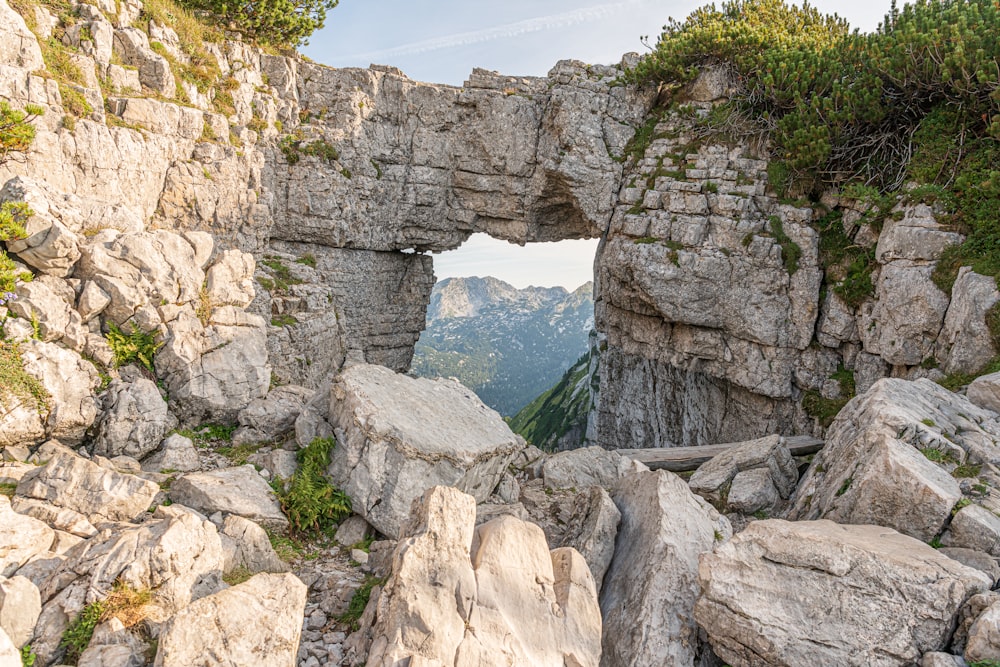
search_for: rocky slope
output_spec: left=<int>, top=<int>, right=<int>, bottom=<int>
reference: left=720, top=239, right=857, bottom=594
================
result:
left=412, top=277, right=593, bottom=416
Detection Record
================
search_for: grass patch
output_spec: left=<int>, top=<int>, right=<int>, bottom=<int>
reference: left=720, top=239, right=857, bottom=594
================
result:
left=954, top=463, right=982, bottom=479
left=58, top=84, right=92, bottom=118
left=222, top=566, right=253, bottom=586
left=920, top=447, right=956, bottom=464
left=802, top=364, right=855, bottom=427
left=0, top=482, right=16, bottom=497
left=174, top=423, right=236, bottom=448
left=273, top=437, right=351, bottom=535
left=769, top=215, right=801, bottom=275
left=336, top=575, right=386, bottom=632
left=270, top=315, right=298, bottom=327
left=294, top=253, right=317, bottom=268
left=279, top=132, right=339, bottom=165
left=0, top=338, right=50, bottom=413
left=215, top=441, right=262, bottom=466
left=835, top=477, right=852, bottom=497
left=259, top=257, right=304, bottom=293
left=60, top=583, right=151, bottom=664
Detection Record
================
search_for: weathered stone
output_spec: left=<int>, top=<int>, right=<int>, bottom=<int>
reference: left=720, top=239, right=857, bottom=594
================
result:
left=218, top=514, right=288, bottom=575
left=31, top=506, right=224, bottom=664
left=140, top=434, right=200, bottom=473
left=327, top=364, right=522, bottom=538
left=15, top=449, right=158, bottom=522
left=0, top=575, right=41, bottom=647
left=688, top=434, right=798, bottom=510
left=939, top=548, right=1000, bottom=586
left=600, top=470, right=731, bottom=667
left=0, top=627, right=18, bottom=667
left=10, top=277, right=87, bottom=349
left=556, top=486, right=620, bottom=594
left=113, top=28, right=175, bottom=97
left=937, top=268, right=1000, bottom=374
left=541, top=446, right=644, bottom=490
left=875, top=204, right=964, bottom=263
left=236, top=384, right=311, bottom=440
left=0, top=0, right=44, bottom=69
left=76, top=618, right=147, bottom=667
left=91, top=376, right=176, bottom=460
left=0, top=178, right=82, bottom=277
left=943, top=505, right=1000, bottom=556
left=726, top=467, right=779, bottom=514
left=921, top=652, right=968, bottom=667
left=153, top=573, right=306, bottom=667
left=169, top=465, right=287, bottom=529
left=790, top=379, right=990, bottom=541
left=968, top=372, right=1000, bottom=414
left=357, top=486, right=602, bottom=667
left=19, top=339, right=101, bottom=444
left=0, top=496, right=54, bottom=576
left=333, top=516, right=371, bottom=548
left=9, top=496, right=97, bottom=538
left=205, top=248, right=255, bottom=308
left=966, top=600, right=1000, bottom=664
left=695, top=520, right=990, bottom=666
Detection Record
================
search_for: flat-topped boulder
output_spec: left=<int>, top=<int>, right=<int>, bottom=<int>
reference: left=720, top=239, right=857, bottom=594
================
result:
left=169, top=465, right=287, bottom=530
left=695, top=520, right=990, bottom=666
left=327, top=363, right=523, bottom=538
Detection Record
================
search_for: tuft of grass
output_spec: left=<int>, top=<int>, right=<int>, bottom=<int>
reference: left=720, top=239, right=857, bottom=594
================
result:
left=61, top=583, right=152, bottom=664
left=920, top=447, right=956, bottom=464
left=953, top=463, right=982, bottom=479
left=174, top=423, right=235, bottom=448
left=105, top=323, right=161, bottom=374
left=294, top=253, right=317, bottom=268
left=0, top=338, right=50, bottom=413
left=921, top=418, right=936, bottom=427
left=270, top=315, right=298, bottom=327
left=215, top=441, right=262, bottom=466
left=769, top=215, right=801, bottom=275
left=58, top=84, right=92, bottom=118
left=835, top=477, right=852, bottom=497
left=336, top=575, right=386, bottom=632
left=222, top=566, right=253, bottom=586
left=273, top=437, right=351, bottom=535
left=952, top=497, right=972, bottom=516
left=0, top=482, right=16, bottom=497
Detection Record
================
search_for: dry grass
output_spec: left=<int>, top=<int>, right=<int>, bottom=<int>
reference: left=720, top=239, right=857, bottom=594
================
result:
left=102, top=582, right=153, bottom=628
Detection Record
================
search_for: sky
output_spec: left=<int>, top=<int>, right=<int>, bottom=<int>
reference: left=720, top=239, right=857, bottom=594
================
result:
left=303, top=0, right=892, bottom=288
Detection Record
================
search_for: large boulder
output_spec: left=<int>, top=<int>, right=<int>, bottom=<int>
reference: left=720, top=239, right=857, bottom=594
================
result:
left=599, top=470, right=731, bottom=667
left=327, top=364, right=523, bottom=538
left=140, top=434, right=200, bottom=473
left=153, top=573, right=306, bottom=667
left=19, top=339, right=102, bottom=445
left=789, top=378, right=999, bottom=541
left=91, top=374, right=176, bottom=460
left=542, top=446, right=645, bottom=490
left=695, top=519, right=990, bottom=666
left=0, top=178, right=82, bottom=278
left=355, top=486, right=602, bottom=667
left=0, top=627, right=18, bottom=667
left=168, top=465, right=287, bottom=530
left=0, top=496, right=54, bottom=577
left=15, top=449, right=159, bottom=523
left=217, top=514, right=289, bottom=576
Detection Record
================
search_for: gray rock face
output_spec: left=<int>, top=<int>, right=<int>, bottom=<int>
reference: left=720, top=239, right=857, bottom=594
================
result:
left=0, top=178, right=82, bottom=278
left=541, top=446, right=643, bottom=490
left=936, top=267, right=1000, bottom=374
left=966, top=599, right=1000, bottom=664
left=556, top=487, right=620, bottom=593
left=16, top=450, right=158, bottom=523
left=968, top=372, right=1000, bottom=414
left=236, top=384, right=311, bottom=440
left=19, top=339, right=101, bottom=445
left=169, top=465, right=287, bottom=529
left=154, top=573, right=306, bottom=667
left=354, top=486, right=602, bottom=667
left=789, top=378, right=1000, bottom=541
left=91, top=376, right=176, bottom=460
left=942, top=505, right=1000, bottom=555
left=688, top=434, right=798, bottom=513
left=0, top=0, right=43, bottom=69
left=327, top=363, right=522, bottom=538
left=599, top=470, right=731, bottom=667
left=695, top=520, right=990, bottom=666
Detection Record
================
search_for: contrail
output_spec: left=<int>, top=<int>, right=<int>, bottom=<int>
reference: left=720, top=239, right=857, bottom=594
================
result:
left=345, top=0, right=656, bottom=61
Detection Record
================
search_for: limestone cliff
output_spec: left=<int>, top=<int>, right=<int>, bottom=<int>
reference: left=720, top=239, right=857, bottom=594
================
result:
left=0, top=0, right=995, bottom=451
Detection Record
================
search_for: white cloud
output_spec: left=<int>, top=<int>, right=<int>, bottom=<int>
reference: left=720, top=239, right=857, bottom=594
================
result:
left=346, top=0, right=658, bottom=61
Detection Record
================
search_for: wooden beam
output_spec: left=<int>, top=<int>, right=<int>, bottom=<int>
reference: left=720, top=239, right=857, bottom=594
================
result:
left=617, top=435, right=825, bottom=472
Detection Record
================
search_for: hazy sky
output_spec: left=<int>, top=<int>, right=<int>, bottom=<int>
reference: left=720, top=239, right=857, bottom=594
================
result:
left=303, top=0, right=892, bottom=288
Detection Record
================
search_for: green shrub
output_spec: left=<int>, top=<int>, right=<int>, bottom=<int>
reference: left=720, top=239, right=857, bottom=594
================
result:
left=60, top=600, right=105, bottom=663
left=279, top=133, right=339, bottom=165
left=274, top=437, right=351, bottom=535
left=179, top=0, right=338, bottom=46
left=0, top=101, right=43, bottom=167
left=105, top=323, right=162, bottom=374
left=58, top=84, right=92, bottom=118
left=60, top=584, right=151, bottom=664
left=20, top=645, right=36, bottom=667
left=768, top=215, right=801, bottom=275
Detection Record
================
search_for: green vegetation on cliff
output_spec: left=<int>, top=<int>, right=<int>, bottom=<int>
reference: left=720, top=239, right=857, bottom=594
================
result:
left=632, top=0, right=1000, bottom=329
left=510, top=352, right=592, bottom=451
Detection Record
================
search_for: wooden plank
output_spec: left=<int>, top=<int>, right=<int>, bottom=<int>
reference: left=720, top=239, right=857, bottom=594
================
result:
left=617, top=435, right=825, bottom=472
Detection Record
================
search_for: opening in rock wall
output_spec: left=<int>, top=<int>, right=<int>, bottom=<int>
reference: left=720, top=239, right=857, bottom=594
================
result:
left=410, top=233, right=598, bottom=429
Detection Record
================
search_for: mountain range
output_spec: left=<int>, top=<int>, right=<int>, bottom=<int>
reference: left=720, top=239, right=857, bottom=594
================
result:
left=411, top=276, right=594, bottom=417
